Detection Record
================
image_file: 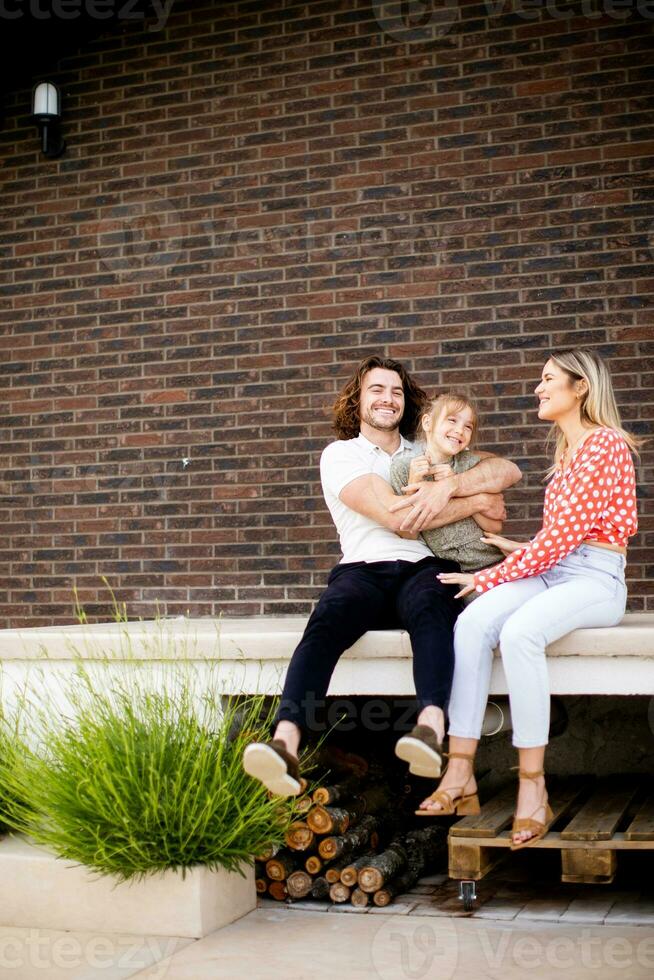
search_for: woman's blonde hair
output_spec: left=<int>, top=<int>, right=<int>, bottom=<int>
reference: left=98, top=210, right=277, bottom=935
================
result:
left=422, top=392, right=478, bottom=450
left=545, top=348, right=642, bottom=476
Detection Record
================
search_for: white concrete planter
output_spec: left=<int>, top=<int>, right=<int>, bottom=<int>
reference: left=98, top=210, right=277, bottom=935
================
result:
left=0, top=835, right=256, bottom=938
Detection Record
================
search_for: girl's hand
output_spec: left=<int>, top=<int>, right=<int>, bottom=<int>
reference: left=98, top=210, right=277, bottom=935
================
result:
left=437, top=571, right=475, bottom=599
left=428, top=462, right=454, bottom=481
left=408, top=455, right=431, bottom=484
left=480, top=533, right=527, bottom=555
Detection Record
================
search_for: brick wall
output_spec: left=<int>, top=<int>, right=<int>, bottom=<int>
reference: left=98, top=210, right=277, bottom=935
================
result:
left=0, top=0, right=652, bottom=625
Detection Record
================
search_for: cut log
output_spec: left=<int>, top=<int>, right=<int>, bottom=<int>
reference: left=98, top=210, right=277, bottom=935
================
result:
left=315, top=744, right=368, bottom=778
left=307, top=801, right=365, bottom=835
left=312, top=774, right=363, bottom=805
left=354, top=785, right=391, bottom=816
left=268, top=881, right=287, bottom=901
left=254, top=861, right=268, bottom=894
left=372, top=887, right=393, bottom=907
left=254, top=843, right=278, bottom=862
left=285, top=821, right=315, bottom=851
left=340, top=851, right=377, bottom=887
left=358, top=840, right=408, bottom=893
left=351, top=888, right=370, bottom=908
left=311, top=876, right=331, bottom=900
left=329, top=882, right=351, bottom=904
left=369, top=826, right=446, bottom=903
left=305, top=854, right=322, bottom=875
left=286, top=870, right=313, bottom=899
left=324, top=856, right=353, bottom=884
left=372, top=867, right=418, bottom=907
left=265, top=850, right=296, bottom=881
left=319, top=814, right=378, bottom=861
left=295, top=795, right=313, bottom=815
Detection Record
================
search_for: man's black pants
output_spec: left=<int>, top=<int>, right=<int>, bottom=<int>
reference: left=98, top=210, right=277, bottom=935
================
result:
left=275, top=556, right=462, bottom=733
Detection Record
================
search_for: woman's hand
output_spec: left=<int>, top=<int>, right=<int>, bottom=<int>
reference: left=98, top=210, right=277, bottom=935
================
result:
left=437, top=571, right=476, bottom=599
left=480, top=533, right=527, bottom=556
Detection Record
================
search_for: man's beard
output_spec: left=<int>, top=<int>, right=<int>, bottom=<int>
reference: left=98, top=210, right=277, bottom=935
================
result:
left=361, top=408, right=402, bottom=432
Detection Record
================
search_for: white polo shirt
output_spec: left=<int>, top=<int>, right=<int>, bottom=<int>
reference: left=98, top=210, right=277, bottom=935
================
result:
left=320, top=433, right=433, bottom=564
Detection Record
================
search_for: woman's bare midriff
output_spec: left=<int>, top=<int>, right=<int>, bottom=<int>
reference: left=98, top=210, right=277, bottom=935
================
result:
left=583, top=540, right=626, bottom=556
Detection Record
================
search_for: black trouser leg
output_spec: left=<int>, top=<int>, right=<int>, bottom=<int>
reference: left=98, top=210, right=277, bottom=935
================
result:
left=275, top=562, right=393, bottom=733
left=395, top=557, right=461, bottom=711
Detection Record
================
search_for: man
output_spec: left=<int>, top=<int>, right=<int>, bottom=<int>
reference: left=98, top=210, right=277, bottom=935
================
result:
left=243, top=355, right=521, bottom=795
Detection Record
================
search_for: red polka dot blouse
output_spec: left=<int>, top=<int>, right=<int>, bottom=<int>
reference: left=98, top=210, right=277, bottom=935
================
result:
left=473, top=427, right=638, bottom=594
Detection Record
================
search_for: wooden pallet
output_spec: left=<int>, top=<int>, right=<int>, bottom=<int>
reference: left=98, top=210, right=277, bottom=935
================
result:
left=448, top=777, right=654, bottom=885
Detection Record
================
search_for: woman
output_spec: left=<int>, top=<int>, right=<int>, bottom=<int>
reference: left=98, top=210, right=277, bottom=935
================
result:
left=421, top=349, right=639, bottom=849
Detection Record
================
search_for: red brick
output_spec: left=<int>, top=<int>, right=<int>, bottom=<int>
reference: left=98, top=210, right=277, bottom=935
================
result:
left=0, top=0, right=651, bottom=625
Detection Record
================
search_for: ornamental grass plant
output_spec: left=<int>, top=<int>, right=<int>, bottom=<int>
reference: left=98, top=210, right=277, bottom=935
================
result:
left=0, top=712, right=33, bottom=834
left=0, top=661, right=297, bottom=881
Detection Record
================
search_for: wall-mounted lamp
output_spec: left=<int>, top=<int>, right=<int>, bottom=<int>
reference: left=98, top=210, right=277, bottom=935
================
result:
left=31, top=82, right=66, bottom=159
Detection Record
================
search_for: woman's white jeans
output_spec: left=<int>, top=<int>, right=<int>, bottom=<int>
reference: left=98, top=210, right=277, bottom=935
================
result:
left=447, top=544, right=627, bottom=748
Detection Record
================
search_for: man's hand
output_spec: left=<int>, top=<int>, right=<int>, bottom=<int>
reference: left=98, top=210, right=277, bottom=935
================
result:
left=388, top=476, right=457, bottom=531
left=473, top=510, right=503, bottom=534
left=477, top=492, right=506, bottom=522
left=430, top=463, right=454, bottom=481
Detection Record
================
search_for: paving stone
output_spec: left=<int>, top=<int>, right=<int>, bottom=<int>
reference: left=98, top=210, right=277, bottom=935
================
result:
left=473, top=899, right=521, bottom=920
left=408, top=884, right=437, bottom=894
left=257, top=898, right=290, bottom=910
left=368, top=901, right=417, bottom=915
left=286, top=900, right=330, bottom=912
left=560, top=895, right=617, bottom=924
left=403, top=892, right=438, bottom=904
left=411, top=903, right=470, bottom=917
left=130, top=906, right=654, bottom=978
left=328, top=903, right=370, bottom=914
left=494, top=889, right=532, bottom=903
left=515, top=897, right=572, bottom=922
left=605, top=899, right=654, bottom=926
left=417, top=873, right=448, bottom=885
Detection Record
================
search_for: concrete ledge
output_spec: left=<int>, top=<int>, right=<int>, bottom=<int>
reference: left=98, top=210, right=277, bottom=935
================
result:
left=0, top=836, right=255, bottom=939
left=0, top=613, right=652, bottom=696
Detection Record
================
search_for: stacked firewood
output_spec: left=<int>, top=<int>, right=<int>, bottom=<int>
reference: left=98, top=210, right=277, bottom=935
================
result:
left=254, top=772, right=446, bottom=908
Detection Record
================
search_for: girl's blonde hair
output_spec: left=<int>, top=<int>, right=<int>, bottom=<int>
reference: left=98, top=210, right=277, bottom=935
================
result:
left=546, top=348, right=642, bottom=476
left=422, top=393, right=478, bottom=450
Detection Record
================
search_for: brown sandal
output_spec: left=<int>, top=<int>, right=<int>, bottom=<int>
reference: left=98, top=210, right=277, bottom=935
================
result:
left=510, top=768, right=553, bottom=850
left=415, top=752, right=480, bottom=817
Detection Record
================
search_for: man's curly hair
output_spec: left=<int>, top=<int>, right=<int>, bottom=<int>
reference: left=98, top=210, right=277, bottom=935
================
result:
left=332, top=355, right=429, bottom=440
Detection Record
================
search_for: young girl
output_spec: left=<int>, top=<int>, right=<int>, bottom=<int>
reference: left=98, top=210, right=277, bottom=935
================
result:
left=421, top=349, right=639, bottom=849
left=389, top=393, right=504, bottom=582
left=390, top=394, right=506, bottom=779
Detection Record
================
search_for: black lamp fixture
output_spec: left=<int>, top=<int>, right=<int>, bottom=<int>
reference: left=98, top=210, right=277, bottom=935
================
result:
left=31, top=82, right=66, bottom=159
